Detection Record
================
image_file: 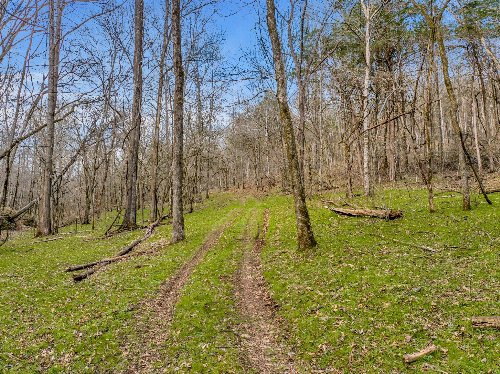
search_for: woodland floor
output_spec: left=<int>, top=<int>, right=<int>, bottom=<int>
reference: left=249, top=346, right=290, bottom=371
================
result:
left=0, top=188, right=499, bottom=373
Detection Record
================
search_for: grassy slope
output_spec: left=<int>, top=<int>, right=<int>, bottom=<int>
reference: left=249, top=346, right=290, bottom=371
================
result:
left=262, top=190, right=499, bottom=373
left=0, top=190, right=498, bottom=373
left=162, top=203, right=261, bottom=373
left=0, top=194, right=242, bottom=372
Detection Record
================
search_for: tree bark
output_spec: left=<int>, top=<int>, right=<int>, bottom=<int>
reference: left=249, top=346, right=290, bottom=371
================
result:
left=361, top=0, right=373, bottom=197
left=151, top=0, right=170, bottom=222
left=37, top=0, right=62, bottom=237
left=265, top=0, right=316, bottom=249
left=121, top=0, right=144, bottom=229
left=171, top=0, right=185, bottom=243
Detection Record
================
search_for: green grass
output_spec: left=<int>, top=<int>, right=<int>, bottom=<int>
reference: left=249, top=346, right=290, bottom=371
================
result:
left=261, top=190, right=500, bottom=373
left=162, top=202, right=261, bottom=372
left=0, top=194, right=244, bottom=372
left=0, top=189, right=498, bottom=373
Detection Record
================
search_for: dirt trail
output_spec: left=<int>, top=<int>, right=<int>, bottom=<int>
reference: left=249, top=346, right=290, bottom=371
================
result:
left=235, top=209, right=298, bottom=373
left=124, top=215, right=236, bottom=373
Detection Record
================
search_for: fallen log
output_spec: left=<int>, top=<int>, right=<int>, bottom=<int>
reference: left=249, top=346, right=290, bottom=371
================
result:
left=472, top=316, right=500, bottom=329
left=1, top=201, right=38, bottom=231
left=403, top=344, right=438, bottom=363
left=326, top=206, right=403, bottom=220
left=66, top=215, right=168, bottom=277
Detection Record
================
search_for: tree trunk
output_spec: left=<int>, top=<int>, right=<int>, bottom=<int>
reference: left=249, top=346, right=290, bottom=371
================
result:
left=37, top=0, right=62, bottom=237
left=151, top=0, right=170, bottom=222
left=171, top=0, right=185, bottom=243
left=1, top=151, right=11, bottom=208
left=435, top=26, right=471, bottom=210
left=265, top=0, right=316, bottom=249
left=424, top=41, right=435, bottom=213
left=361, top=0, right=373, bottom=196
left=121, top=0, right=144, bottom=229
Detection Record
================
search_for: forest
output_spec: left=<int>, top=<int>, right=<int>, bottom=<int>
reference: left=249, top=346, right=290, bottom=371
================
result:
left=0, top=0, right=499, bottom=372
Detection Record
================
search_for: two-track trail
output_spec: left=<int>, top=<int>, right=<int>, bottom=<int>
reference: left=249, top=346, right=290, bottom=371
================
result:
left=235, top=208, right=298, bottom=373
left=124, top=214, right=237, bottom=373
left=123, top=207, right=300, bottom=373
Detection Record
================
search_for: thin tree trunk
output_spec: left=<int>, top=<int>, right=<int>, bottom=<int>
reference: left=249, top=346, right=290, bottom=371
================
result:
left=37, top=0, right=62, bottom=237
left=265, top=0, right=316, bottom=249
left=121, top=0, right=144, bottom=229
left=361, top=0, right=372, bottom=196
left=413, top=0, right=492, bottom=208
left=151, top=0, right=170, bottom=222
left=436, top=26, right=478, bottom=210
left=1, top=152, right=11, bottom=208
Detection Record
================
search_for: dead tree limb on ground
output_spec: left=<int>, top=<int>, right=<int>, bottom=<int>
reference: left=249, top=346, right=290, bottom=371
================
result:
left=325, top=206, right=403, bottom=220
left=66, top=215, right=169, bottom=281
left=403, top=344, right=438, bottom=363
left=472, top=316, right=500, bottom=329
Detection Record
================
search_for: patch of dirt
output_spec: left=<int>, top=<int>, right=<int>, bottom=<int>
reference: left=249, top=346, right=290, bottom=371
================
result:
left=123, top=216, right=236, bottom=373
left=235, top=208, right=298, bottom=373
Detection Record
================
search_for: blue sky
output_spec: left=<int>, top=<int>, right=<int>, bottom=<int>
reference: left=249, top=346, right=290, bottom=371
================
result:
left=218, top=1, right=261, bottom=57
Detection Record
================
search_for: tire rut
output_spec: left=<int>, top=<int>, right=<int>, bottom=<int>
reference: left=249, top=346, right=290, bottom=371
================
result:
left=235, top=208, right=298, bottom=374
left=123, top=214, right=237, bottom=373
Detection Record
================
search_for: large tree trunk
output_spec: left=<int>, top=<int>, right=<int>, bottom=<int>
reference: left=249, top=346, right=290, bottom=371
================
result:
left=121, top=0, right=144, bottom=229
left=171, top=0, right=185, bottom=243
left=265, top=0, right=316, bottom=249
left=37, top=0, right=62, bottom=237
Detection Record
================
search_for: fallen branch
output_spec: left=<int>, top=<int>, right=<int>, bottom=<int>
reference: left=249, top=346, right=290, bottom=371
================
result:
left=116, top=215, right=168, bottom=256
left=325, top=206, right=403, bottom=220
left=321, top=200, right=361, bottom=209
left=472, top=316, right=500, bottom=329
left=373, top=233, right=438, bottom=253
left=73, top=265, right=101, bottom=282
left=66, top=215, right=169, bottom=279
left=404, top=344, right=438, bottom=363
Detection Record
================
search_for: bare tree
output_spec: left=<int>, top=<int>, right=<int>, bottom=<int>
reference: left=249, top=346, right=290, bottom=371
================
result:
left=121, top=0, right=144, bottom=229
left=411, top=0, right=492, bottom=210
left=265, top=0, right=316, bottom=249
left=150, top=0, right=171, bottom=222
left=37, top=0, right=63, bottom=236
